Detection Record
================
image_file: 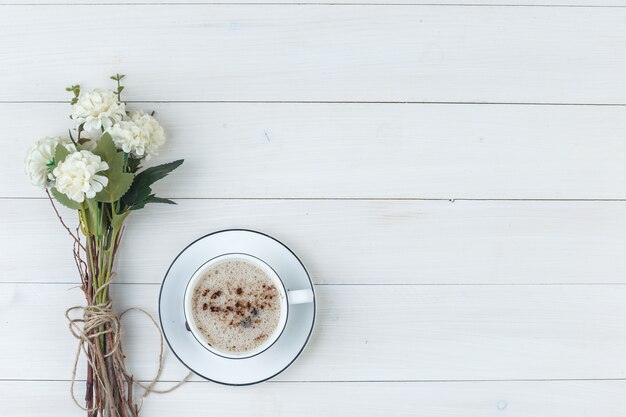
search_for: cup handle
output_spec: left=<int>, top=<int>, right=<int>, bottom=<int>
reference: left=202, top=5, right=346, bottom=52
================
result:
left=287, top=289, right=314, bottom=305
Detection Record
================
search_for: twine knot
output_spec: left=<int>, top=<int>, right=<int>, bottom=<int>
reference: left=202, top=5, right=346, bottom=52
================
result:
left=66, top=304, right=191, bottom=412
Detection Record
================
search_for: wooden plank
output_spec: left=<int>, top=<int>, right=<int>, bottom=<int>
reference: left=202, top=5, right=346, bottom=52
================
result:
left=2, top=283, right=626, bottom=381
left=1, top=380, right=625, bottom=417
left=2, top=1, right=625, bottom=5
left=6, top=103, right=626, bottom=199
left=2, top=198, right=626, bottom=285
left=2, top=6, right=626, bottom=103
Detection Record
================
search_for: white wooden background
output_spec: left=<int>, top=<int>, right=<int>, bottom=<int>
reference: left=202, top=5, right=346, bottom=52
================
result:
left=1, top=1, right=626, bottom=416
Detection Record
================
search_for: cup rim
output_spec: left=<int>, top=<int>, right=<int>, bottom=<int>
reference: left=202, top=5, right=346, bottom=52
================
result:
left=183, top=252, right=289, bottom=360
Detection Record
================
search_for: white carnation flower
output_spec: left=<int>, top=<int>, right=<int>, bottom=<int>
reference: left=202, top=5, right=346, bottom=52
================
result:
left=52, top=150, right=109, bottom=203
left=72, top=88, right=126, bottom=136
left=25, top=136, right=74, bottom=188
left=107, top=110, right=166, bottom=159
left=107, top=120, right=143, bottom=156
left=129, top=110, right=166, bottom=159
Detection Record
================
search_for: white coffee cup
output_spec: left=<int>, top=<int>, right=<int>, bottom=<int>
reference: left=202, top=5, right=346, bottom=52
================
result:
left=184, top=253, right=314, bottom=359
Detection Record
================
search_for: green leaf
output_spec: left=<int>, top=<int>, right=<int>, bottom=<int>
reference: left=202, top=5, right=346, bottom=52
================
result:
left=93, top=132, right=125, bottom=174
left=126, top=157, right=141, bottom=173
left=146, top=195, right=177, bottom=205
left=95, top=172, right=134, bottom=203
left=54, top=143, right=71, bottom=164
left=126, top=183, right=153, bottom=209
left=51, top=188, right=80, bottom=210
left=91, top=134, right=134, bottom=202
left=66, top=84, right=80, bottom=94
left=111, top=210, right=131, bottom=230
left=83, top=197, right=101, bottom=237
left=92, top=133, right=117, bottom=165
left=129, top=194, right=177, bottom=211
left=136, top=159, right=184, bottom=187
left=122, top=159, right=183, bottom=209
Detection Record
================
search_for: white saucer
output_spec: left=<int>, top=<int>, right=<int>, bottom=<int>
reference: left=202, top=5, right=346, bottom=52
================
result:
left=159, top=229, right=316, bottom=385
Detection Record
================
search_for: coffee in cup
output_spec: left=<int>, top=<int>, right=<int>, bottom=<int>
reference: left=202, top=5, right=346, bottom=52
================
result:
left=189, top=257, right=283, bottom=354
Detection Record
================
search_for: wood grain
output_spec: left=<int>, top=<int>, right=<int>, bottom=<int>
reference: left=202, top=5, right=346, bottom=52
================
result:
left=5, top=103, right=626, bottom=199
left=3, top=199, right=626, bottom=285
left=1, top=1, right=624, bottom=5
left=2, top=6, right=626, bottom=103
left=2, top=283, right=626, bottom=381
left=1, top=380, right=625, bottom=417
left=2, top=1, right=626, bottom=414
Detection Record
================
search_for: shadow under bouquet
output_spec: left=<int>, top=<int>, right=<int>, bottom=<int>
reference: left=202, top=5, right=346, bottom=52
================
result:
left=24, top=75, right=183, bottom=417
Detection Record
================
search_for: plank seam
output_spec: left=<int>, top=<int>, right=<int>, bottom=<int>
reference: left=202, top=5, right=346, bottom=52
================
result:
left=2, top=378, right=626, bottom=383
left=4, top=282, right=626, bottom=286
left=1, top=3, right=626, bottom=7
left=3, top=197, right=626, bottom=202
left=3, top=100, right=626, bottom=106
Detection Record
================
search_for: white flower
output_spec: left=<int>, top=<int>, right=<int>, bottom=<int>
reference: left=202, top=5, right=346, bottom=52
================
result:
left=52, top=150, right=109, bottom=203
left=107, top=110, right=166, bottom=159
left=107, top=120, right=143, bottom=156
left=72, top=89, right=125, bottom=136
left=129, top=110, right=166, bottom=159
left=25, top=136, right=74, bottom=188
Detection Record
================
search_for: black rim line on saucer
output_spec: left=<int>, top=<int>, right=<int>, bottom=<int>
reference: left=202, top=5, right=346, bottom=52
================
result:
left=158, top=228, right=317, bottom=387
left=182, top=251, right=291, bottom=361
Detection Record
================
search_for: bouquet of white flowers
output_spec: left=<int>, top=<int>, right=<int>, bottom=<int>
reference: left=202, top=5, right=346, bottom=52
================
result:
left=25, top=75, right=183, bottom=417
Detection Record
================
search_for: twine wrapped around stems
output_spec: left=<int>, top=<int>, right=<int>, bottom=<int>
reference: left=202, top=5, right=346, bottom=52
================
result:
left=67, top=302, right=192, bottom=413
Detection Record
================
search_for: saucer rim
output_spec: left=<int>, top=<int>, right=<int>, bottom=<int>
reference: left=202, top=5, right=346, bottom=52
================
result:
left=158, top=228, right=317, bottom=386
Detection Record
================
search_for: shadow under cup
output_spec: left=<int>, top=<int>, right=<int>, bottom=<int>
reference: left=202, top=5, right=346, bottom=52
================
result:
left=183, top=253, right=313, bottom=359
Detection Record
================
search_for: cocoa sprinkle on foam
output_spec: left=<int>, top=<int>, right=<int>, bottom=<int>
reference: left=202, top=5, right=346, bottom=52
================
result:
left=191, top=259, right=281, bottom=353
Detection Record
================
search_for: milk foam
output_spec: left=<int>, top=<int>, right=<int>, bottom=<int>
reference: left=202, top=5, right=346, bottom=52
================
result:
left=191, top=259, right=281, bottom=353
